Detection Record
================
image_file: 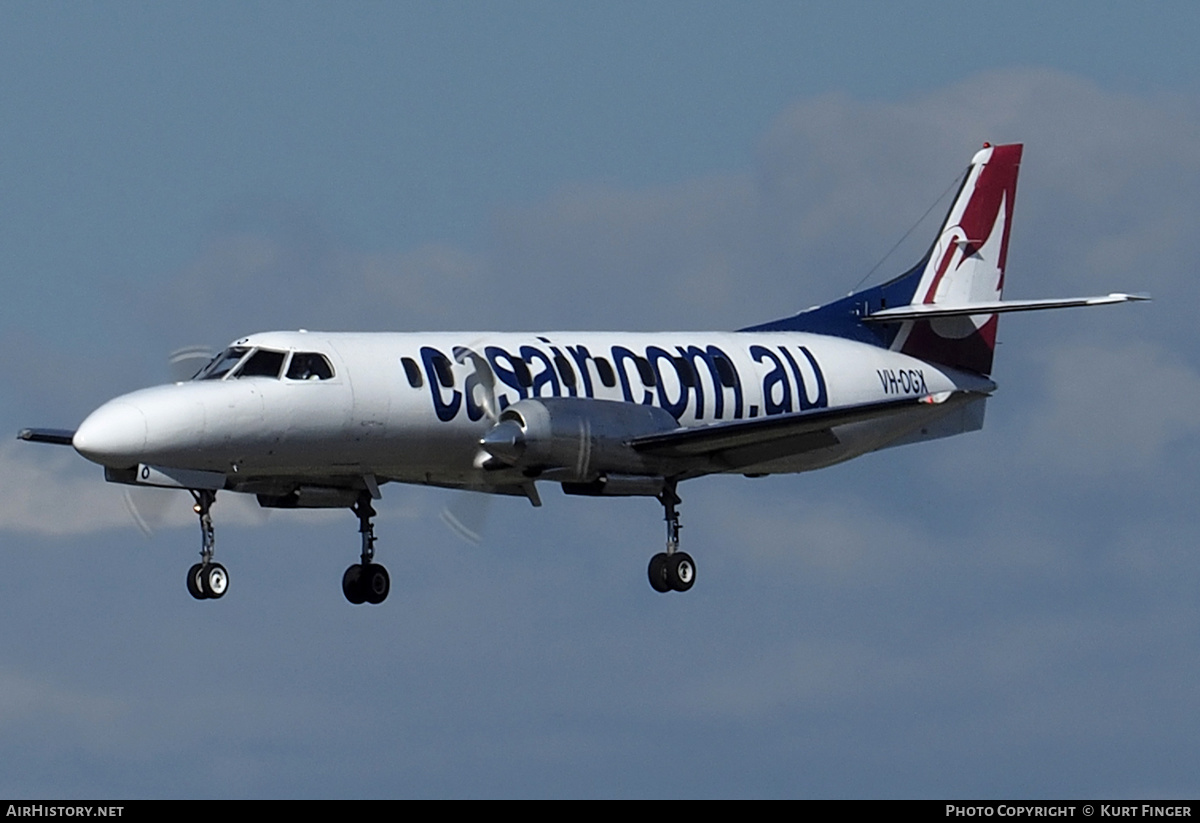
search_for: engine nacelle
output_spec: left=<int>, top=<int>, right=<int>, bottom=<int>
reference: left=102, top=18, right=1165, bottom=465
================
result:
left=479, top=397, right=678, bottom=481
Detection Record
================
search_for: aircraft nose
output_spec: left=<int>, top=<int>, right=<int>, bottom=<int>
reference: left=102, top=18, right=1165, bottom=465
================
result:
left=73, top=400, right=148, bottom=467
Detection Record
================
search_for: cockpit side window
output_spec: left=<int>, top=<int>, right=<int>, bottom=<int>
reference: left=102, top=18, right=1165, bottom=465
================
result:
left=234, top=349, right=286, bottom=379
left=286, top=352, right=335, bottom=381
left=196, top=347, right=250, bottom=380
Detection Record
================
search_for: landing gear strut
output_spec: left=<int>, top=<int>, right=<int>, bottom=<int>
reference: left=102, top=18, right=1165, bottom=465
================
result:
left=648, top=482, right=695, bottom=593
left=343, top=493, right=390, bottom=605
left=186, top=489, right=228, bottom=600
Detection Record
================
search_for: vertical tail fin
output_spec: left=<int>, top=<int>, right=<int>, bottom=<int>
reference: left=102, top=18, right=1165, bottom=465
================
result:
left=745, top=143, right=1023, bottom=377
left=892, top=143, right=1022, bottom=375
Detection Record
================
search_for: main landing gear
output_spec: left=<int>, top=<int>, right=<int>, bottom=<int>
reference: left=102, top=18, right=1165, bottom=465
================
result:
left=186, top=490, right=228, bottom=600
left=647, top=482, right=695, bottom=594
left=342, top=493, right=390, bottom=605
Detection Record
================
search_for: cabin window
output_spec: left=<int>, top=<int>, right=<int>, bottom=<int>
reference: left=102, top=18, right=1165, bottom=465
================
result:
left=634, top=356, right=656, bottom=387
left=235, top=349, right=286, bottom=379
left=513, top=358, right=533, bottom=389
left=595, top=357, right=617, bottom=388
left=714, top=354, right=737, bottom=387
left=553, top=353, right=576, bottom=388
left=286, top=352, right=335, bottom=381
left=196, top=347, right=250, bottom=380
left=431, top=353, right=455, bottom=388
left=401, top=357, right=424, bottom=388
left=673, top=357, right=696, bottom=387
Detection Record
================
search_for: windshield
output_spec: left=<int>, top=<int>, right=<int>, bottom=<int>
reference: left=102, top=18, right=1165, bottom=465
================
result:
left=195, top=347, right=250, bottom=380
left=195, top=346, right=332, bottom=381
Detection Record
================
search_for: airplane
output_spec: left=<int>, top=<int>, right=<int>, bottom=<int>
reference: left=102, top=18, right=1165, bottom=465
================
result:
left=18, top=142, right=1147, bottom=604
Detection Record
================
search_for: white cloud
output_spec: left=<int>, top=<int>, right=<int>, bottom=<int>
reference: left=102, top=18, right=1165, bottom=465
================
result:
left=0, top=442, right=333, bottom=536
left=0, top=442, right=137, bottom=535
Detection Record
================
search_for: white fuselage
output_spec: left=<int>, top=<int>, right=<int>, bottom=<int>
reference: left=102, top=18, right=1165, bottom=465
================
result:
left=71, top=329, right=994, bottom=496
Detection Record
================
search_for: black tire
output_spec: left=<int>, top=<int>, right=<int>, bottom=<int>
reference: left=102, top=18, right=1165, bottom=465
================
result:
left=201, top=562, right=229, bottom=599
left=648, top=553, right=671, bottom=593
left=342, top=564, right=366, bottom=605
left=363, top=563, right=390, bottom=605
left=187, top=563, right=207, bottom=600
left=667, top=552, right=695, bottom=592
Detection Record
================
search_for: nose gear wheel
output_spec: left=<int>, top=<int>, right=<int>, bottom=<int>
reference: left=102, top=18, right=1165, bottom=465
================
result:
left=186, top=490, right=229, bottom=600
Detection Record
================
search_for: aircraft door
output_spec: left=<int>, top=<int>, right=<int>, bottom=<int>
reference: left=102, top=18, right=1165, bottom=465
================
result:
left=328, top=340, right=393, bottom=444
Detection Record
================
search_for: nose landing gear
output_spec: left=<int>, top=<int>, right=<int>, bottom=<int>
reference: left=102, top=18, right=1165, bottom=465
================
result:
left=648, top=482, right=695, bottom=593
left=343, top=493, right=390, bottom=605
left=186, top=489, right=228, bottom=600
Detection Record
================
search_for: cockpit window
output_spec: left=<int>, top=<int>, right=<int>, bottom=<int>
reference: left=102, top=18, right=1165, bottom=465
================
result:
left=195, top=347, right=250, bottom=380
left=286, top=352, right=335, bottom=381
left=234, top=349, right=286, bottom=379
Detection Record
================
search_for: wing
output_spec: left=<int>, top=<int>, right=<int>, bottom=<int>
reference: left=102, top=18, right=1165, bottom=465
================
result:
left=629, top=391, right=976, bottom=473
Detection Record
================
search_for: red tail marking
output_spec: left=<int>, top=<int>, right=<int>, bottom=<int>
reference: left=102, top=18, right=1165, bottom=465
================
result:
left=922, top=237, right=961, bottom=304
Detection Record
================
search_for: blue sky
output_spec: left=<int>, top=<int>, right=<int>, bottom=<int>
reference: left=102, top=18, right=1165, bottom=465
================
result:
left=2, top=1, right=1198, bottom=798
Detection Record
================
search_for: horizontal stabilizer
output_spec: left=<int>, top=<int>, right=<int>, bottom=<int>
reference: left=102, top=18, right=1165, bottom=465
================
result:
left=17, top=428, right=76, bottom=446
left=863, top=292, right=1150, bottom=323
